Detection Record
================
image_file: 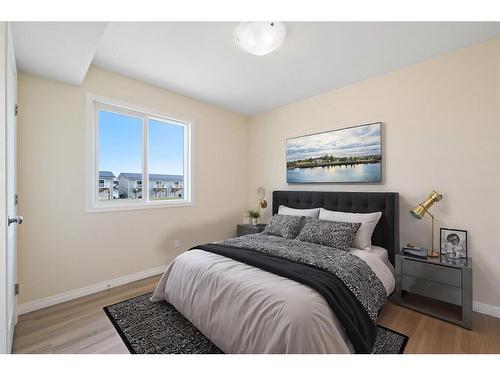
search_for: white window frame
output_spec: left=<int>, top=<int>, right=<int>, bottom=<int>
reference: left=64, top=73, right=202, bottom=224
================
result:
left=86, top=94, right=192, bottom=213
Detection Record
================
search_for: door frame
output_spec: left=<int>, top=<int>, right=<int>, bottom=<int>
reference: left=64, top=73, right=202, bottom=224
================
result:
left=0, top=21, right=8, bottom=354
left=0, top=21, right=17, bottom=354
left=5, top=21, right=17, bottom=352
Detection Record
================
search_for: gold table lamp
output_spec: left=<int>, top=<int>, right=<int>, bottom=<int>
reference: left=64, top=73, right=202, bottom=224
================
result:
left=410, top=191, right=443, bottom=257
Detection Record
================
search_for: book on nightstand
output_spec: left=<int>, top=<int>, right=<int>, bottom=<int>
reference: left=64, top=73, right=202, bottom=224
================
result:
left=402, top=246, right=428, bottom=258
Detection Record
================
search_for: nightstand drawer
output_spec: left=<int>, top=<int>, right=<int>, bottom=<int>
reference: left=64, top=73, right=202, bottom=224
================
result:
left=237, top=224, right=266, bottom=237
left=238, top=228, right=258, bottom=236
left=402, top=275, right=462, bottom=305
left=402, top=258, right=461, bottom=287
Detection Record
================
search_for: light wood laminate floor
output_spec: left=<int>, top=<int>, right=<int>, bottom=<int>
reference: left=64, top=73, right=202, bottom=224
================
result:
left=13, top=276, right=500, bottom=354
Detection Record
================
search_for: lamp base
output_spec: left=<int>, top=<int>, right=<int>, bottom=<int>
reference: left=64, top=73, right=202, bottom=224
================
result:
left=427, top=249, right=440, bottom=258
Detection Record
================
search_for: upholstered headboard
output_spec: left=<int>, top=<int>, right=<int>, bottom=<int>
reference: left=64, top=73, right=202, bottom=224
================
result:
left=272, top=191, right=399, bottom=265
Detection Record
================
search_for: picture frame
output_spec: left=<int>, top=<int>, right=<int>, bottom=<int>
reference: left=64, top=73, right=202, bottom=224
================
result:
left=286, top=122, right=382, bottom=183
left=440, top=228, right=468, bottom=259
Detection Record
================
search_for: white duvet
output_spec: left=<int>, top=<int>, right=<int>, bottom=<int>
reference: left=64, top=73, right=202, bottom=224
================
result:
left=151, top=246, right=395, bottom=354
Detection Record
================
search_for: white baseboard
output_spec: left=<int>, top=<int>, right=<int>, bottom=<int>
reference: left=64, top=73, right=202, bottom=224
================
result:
left=473, top=301, right=500, bottom=319
left=17, top=264, right=167, bottom=316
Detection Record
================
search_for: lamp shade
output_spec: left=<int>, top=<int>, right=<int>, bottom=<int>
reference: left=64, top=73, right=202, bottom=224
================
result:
left=259, top=199, right=268, bottom=209
left=257, top=187, right=268, bottom=209
left=410, top=204, right=427, bottom=219
left=410, top=191, right=443, bottom=219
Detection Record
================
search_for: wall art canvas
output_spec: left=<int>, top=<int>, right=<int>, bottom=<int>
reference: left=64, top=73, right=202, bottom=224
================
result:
left=286, top=122, right=382, bottom=183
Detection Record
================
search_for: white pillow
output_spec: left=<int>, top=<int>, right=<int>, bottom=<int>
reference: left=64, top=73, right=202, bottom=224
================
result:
left=318, top=208, right=382, bottom=250
left=278, top=205, right=320, bottom=218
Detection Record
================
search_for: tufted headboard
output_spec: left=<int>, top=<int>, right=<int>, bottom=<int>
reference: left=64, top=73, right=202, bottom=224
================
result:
left=272, top=191, right=399, bottom=265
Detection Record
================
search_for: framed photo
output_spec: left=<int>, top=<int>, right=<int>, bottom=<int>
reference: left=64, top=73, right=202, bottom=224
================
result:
left=286, top=122, right=382, bottom=183
left=440, top=228, right=468, bottom=259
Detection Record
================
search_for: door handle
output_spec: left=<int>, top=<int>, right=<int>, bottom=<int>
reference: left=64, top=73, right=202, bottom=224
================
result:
left=8, top=216, right=23, bottom=226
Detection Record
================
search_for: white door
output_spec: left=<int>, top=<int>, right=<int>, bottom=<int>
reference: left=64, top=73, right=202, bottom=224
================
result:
left=1, top=22, right=19, bottom=354
left=6, top=23, right=18, bottom=353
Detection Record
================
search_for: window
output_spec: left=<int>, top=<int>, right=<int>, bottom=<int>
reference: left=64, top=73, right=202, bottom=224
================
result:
left=98, top=110, right=142, bottom=202
left=87, top=95, right=191, bottom=212
left=148, top=118, right=185, bottom=201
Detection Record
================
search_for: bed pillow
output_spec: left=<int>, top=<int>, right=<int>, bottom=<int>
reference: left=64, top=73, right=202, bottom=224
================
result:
left=318, top=209, right=382, bottom=250
left=296, top=218, right=361, bottom=252
left=262, top=214, right=305, bottom=239
left=278, top=205, right=320, bottom=218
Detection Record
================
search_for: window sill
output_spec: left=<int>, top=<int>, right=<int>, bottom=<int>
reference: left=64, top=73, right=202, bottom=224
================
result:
left=86, top=200, right=194, bottom=213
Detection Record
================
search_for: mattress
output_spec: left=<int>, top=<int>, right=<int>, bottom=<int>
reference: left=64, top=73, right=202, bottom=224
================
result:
left=350, top=245, right=395, bottom=275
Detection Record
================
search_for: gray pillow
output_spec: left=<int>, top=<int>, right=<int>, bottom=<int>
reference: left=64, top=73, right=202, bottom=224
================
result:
left=296, top=218, right=361, bottom=251
left=262, top=214, right=305, bottom=239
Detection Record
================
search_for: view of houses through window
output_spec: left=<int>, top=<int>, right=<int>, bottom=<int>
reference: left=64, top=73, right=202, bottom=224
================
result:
left=97, top=108, right=185, bottom=202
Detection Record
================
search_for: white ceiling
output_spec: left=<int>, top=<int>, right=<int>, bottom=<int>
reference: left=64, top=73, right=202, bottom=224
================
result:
left=11, top=22, right=107, bottom=85
left=11, top=22, right=500, bottom=115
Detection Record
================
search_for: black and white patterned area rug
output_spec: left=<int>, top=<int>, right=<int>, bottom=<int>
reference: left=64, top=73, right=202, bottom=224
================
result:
left=104, top=293, right=408, bottom=354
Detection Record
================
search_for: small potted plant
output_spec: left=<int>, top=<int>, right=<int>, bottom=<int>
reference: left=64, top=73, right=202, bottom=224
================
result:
left=247, top=210, right=261, bottom=225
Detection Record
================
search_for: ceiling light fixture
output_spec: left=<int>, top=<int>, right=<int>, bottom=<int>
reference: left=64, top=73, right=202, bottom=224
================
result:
left=234, top=22, right=286, bottom=56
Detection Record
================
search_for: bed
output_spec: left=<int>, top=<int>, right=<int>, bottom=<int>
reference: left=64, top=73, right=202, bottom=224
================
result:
left=152, top=191, right=399, bottom=353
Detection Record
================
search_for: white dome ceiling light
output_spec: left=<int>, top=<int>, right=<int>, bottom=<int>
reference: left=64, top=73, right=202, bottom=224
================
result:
left=234, top=22, right=287, bottom=56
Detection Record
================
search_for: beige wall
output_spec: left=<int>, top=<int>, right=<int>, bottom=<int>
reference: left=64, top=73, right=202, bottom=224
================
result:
left=17, top=66, right=249, bottom=304
left=248, top=38, right=500, bottom=308
left=17, top=38, right=500, bottom=311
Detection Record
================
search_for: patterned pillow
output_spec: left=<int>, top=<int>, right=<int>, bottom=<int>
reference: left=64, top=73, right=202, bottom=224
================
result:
left=262, top=214, right=305, bottom=239
left=296, top=218, right=361, bottom=251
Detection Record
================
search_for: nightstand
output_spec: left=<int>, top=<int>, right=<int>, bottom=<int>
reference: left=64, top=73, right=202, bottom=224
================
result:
left=394, top=252, right=473, bottom=329
left=236, top=224, right=266, bottom=237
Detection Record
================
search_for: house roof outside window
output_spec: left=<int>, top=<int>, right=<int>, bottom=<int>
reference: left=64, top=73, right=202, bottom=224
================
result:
left=99, top=171, right=116, bottom=179
left=118, top=172, right=183, bottom=181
